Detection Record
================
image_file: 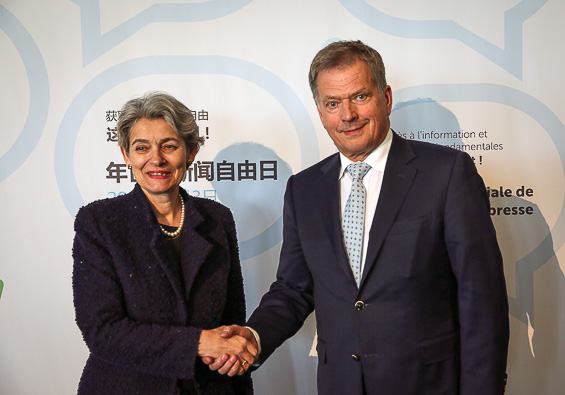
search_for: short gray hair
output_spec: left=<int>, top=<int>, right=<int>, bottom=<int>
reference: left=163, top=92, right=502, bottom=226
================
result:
left=117, top=91, right=204, bottom=152
left=308, top=40, right=387, bottom=104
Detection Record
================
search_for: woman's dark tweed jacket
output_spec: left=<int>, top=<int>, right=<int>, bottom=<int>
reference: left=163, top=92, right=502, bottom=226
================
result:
left=72, top=184, right=252, bottom=394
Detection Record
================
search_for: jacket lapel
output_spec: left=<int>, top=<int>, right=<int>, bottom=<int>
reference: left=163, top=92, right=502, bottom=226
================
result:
left=313, top=154, right=357, bottom=283
left=134, top=185, right=213, bottom=303
left=150, top=227, right=186, bottom=302
left=129, top=185, right=186, bottom=302
left=361, top=133, right=417, bottom=288
left=177, top=189, right=213, bottom=296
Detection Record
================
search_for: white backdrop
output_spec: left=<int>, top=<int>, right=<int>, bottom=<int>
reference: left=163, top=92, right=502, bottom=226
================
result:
left=1, top=1, right=564, bottom=394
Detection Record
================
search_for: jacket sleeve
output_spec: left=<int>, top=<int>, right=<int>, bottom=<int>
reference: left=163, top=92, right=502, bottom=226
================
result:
left=217, top=209, right=254, bottom=394
left=443, top=152, right=509, bottom=394
left=72, top=205, right=201, bottom=380
left=246, top=175, right=316, bottom=363
left=218, top=209, right=247, bottom=327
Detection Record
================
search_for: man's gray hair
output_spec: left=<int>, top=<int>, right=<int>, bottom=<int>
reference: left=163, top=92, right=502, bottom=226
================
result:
left=308, top=40, right=387, bottom=104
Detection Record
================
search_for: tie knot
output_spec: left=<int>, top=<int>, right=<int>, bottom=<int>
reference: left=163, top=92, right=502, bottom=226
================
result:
left=346, top=162, right=371, bottom=180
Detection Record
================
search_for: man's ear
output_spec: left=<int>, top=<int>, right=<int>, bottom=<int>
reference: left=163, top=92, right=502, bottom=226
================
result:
left=384, top=85, right=393, bottom=116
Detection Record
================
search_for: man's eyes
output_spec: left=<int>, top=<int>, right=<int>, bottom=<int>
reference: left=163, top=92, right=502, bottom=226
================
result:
left=325, top=95, right=367, bottom=108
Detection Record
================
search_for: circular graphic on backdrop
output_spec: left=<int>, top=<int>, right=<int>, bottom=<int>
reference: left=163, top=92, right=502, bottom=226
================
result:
left=0, top=5, right=49, bottom=182
left=56, top=55, right=318, bottom=259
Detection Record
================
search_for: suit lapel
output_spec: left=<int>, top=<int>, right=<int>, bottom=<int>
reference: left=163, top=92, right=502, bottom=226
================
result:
left=313, top=154, right=357, bottom=283
left=361, top=133, right=417, bottom=288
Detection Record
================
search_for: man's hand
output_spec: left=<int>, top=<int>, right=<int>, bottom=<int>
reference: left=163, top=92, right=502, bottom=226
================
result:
left=202, top=325, right=258, bottom=376
left=198, top=326, right=257, bottom=376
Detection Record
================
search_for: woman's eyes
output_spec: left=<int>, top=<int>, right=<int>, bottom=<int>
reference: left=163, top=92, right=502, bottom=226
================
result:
left=134, top=144, right=178, bottom=151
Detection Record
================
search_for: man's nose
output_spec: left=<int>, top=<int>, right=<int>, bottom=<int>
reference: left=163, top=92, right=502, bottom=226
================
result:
left=341, top=101, right=358, bottom=122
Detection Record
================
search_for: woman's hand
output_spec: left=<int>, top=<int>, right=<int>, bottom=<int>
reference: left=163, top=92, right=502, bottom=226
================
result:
left=198, top=326, right=257, bottom=376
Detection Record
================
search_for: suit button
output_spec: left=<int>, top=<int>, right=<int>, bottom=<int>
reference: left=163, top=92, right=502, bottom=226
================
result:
left=355, top=301, right=365, bottom=310
left=352, top=354, right=360, bottom=361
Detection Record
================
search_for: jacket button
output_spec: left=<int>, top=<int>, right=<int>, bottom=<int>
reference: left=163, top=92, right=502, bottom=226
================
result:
left=352, top=354, right=360, bottom=361
left=355, top=301, right=365, bottom=310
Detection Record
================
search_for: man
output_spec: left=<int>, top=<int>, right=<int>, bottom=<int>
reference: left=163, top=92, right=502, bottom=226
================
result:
left=208, top=40, right=509, bottom=394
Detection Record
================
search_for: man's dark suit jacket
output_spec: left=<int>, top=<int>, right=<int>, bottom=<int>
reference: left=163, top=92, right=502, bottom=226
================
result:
left=73, top=184, right=252, bottom=395
left=247, top=132, right=509, bottom=394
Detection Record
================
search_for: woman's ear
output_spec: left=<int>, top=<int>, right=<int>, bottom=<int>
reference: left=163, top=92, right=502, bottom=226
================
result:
left=120, top=146, right=130, bottom=166
left=187, top=145, right=198, bottom=164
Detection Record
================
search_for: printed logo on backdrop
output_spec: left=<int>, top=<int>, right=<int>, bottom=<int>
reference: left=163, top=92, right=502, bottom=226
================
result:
left=55, top=56, right=318, bottom=260
left=339, top=0, right=548, bottom=78
left=0, top=5, right=49, bottom=182
left=53, top=2, right=319, bottom=261
left=73, top=0, right=254, bottom=65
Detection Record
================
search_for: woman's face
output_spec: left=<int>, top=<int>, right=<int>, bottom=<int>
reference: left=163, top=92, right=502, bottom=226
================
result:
left=121, top=117, right=196, bottom=201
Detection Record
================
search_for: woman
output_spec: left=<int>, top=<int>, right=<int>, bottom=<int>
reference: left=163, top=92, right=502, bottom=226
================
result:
left=73, top=92, right=254, bottom=394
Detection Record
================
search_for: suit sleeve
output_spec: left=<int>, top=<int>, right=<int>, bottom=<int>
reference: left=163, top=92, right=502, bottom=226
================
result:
left=443, top=152, right=509, bottom=394
left=246, top=175, right=315, bottom=363
left=72, top=206, right=201, bottom=380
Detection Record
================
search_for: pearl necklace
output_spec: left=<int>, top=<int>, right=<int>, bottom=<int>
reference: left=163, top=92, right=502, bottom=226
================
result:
left=160, top=193, right=185, bottom=238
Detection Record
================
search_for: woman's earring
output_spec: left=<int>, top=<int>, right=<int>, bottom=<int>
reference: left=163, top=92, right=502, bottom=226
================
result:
left=187, top=160, right=193, bottom=167
left=127, top=164, right=132, bottom=170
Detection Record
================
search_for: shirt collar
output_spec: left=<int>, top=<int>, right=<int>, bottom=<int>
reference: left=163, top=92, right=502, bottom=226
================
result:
left=339, top=128, right=393, bottom=180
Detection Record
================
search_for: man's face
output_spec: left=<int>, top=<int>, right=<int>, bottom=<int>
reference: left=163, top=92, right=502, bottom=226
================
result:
left=316, top=61, right=392, bottom=162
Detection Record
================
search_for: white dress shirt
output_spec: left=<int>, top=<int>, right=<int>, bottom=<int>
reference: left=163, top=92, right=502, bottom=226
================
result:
left=338, top=128, right=392, bottom=280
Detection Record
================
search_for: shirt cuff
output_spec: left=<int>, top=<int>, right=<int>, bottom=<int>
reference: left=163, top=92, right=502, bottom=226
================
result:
left=245, top=326, right=262, bottom=365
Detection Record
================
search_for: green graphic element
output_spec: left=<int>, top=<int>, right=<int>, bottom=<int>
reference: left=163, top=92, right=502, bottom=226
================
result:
left=0, top=279, right=3, bottom=300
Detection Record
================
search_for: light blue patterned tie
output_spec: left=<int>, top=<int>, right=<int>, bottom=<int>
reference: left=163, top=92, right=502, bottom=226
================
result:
left=342, top=162, right=372, bottom=287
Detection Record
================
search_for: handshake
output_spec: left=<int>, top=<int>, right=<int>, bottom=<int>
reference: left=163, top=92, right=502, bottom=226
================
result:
left=197, top=325, right=258, bottom=376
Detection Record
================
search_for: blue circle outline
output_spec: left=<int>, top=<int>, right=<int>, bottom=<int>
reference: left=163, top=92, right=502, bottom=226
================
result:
left=0, top=5, right=49, bottom=181
left=55, top=56, right=318, bottom=257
